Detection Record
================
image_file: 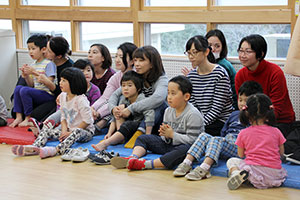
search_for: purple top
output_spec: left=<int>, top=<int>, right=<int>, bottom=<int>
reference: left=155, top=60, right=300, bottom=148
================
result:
left=86, top=82, right=101, bottom=106
left=91, top=67, right=116, bottom=94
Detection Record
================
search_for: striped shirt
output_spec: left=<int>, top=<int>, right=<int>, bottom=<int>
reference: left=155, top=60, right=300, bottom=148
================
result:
left=0, top=95, right=8, bottom=120
left=187, top=65, right=233, bottom=125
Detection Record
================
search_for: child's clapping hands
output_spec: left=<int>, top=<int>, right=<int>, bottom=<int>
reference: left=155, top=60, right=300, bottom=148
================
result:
left=159, top=123, right=174, bottom=139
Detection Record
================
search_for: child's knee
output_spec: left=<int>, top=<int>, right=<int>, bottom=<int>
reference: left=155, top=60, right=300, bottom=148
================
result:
left=226, top=157, right=242, bottom=170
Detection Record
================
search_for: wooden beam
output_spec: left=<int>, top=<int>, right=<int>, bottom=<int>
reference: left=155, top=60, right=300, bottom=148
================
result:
left=138, top=10, right=291, bottom=23
left=132, top=0, right=143, bottom=47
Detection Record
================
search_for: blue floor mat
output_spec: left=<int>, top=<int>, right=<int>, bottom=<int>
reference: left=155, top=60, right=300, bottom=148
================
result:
left=46, top=134, right=300, bottom=190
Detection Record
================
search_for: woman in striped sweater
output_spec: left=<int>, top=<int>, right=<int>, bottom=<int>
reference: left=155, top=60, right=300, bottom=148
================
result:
left=185, top=35, right=233, bottom=136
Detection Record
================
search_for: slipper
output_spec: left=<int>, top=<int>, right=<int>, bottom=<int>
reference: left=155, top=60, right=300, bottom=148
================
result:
left=11, top=145, right=40, bottom=156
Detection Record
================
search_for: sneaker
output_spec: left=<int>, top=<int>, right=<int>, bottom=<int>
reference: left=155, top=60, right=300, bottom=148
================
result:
left=28, top=118, right=41, bottom=137
left=11, top=145, right=40, bottom=156
left=173, top=163, right=192, bottom=177
left=185, top=166, right=212, bottom=181
left=72, top=148, right=90, bottom=162
left=90, top=150, right=119, bottom=165
left=61, top=148, right=77, bottom=161
left=127, top=158, right=146, bottom=170
left=227, top=170, right=249, bottom=190
left=111, top=156, right=132, bottom=169
left=43, top=119, right=55, bottom=129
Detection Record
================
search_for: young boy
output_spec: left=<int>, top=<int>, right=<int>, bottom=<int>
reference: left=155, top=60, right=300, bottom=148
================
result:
left=172, top=81, right=263, bottom=180
left=9, top=34, right=56, bottom=128
left=110, top=75, right=204, bottom=170
left=0, top=95, right=8, bottom=126
left=90, top=70, right=154, bottom=163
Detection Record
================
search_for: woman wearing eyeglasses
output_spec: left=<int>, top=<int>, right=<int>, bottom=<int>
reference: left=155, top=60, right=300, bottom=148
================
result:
left=235, top=34, right=295, bottom=137
left=206, top=29, right=237, bottom=110
left=186, top=35, right=233, bottom=136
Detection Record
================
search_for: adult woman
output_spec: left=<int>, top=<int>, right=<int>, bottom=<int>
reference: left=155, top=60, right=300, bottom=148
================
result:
left=31, top=36, right=73, bottom=121
left=88, top=44, right=115, bottom=94
left=205, top=29, right=237, bottom=110
left=186, top=35, right=233, bottom=136
left=235, top=34, right=295, bottom=137
left=108, top=46, right=168, bottom=143
left=91, top=42, right=137, bottom=131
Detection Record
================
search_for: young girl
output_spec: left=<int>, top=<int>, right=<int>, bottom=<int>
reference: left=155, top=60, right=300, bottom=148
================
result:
left=88, top=44, right=115, bottom=94
left=185, top=35, right=232, bottom=136
left=108, top=46, right=168, bottom=148
left=205, top=29, right=237, bottom=109
left=226, top=93, right=287, bottom=190
left=91, top=42, right=137, bottom=130
left=29, top=59, right=100, bottom=136
left=12, top=68, right=95, bottom=159
left=91, top=71, right=154, bottom=157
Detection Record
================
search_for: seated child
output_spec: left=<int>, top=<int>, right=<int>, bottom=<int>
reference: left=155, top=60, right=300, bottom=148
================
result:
left=110, top=75, right=204, bottom=170
left=91, top=70, right=154, bottom=155
left=226, top=94, right=286, bottom=190
left=10, top=34, right=56, bottom=127
left=11, top=68, right=95, bottom=159
left=0, top=95, right=8, bottom=126
left=29, top=59, right=100, bottom=136
left=173, top=81, right=263, bottom=180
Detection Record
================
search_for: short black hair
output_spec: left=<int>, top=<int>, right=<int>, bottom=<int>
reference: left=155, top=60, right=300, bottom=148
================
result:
left=205, top=29, right=228, bottom=62
left=27, top=34, right=50, bottom=49
left=73, top=59, right=95, bottom=76
left=186, top=35, right=216, bottom=63
left=60, top=67, right=87, bottom=95
left=90, top=44, right=112, bottom=69
left=238, top=81, right=263, bottom=97
left=239, top=93, right=276, bottom=126
left=117, top=42, right=137, bottom=70
left=169, top=75, right=193, bottom=96
left=121, top=70, right=144, bottom=94
left=49, top=36, right=72, bottom=57
left=238, top=34, right=267, bottom=61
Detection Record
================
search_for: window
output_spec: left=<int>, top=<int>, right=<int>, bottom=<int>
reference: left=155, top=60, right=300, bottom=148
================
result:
left=22, top=0, right=69, bottom=6
left=215, top=0, right=288, bottom=6
left=22, top=20, right=71, bottom=47
left=0, top=19, right=12, bottom=30
left=0, top=0, right=8, bottom=5
left=145, top=0, right=206, bottom=7
left=147, top=23, right=206, bottom=55
left=217, top=24, right=291, bottom=58
left=80, top=22, right=133, bottom=52
left=77, top=0, right=130, bottom=7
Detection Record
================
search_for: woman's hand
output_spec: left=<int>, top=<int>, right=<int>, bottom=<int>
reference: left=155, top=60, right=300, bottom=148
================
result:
left=120, top=107, right=131, bottom=118
left=91, top=107, right=99, bottom=120
left=181, top=66, right=191, bottom=76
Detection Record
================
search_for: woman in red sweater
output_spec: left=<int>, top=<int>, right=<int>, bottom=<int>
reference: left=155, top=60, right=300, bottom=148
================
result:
left=235, top=34, right=295, bottom=137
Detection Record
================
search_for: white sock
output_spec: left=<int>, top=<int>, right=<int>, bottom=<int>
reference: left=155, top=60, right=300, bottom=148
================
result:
left=199, top=162, right=211, bottom=171
left=183, top=158, right=192, bottom=166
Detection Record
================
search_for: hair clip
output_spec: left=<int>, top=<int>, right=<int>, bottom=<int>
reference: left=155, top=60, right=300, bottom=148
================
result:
left=269, top=105, right=274, bottom=109
left=242, top=105, right=248, bottom=111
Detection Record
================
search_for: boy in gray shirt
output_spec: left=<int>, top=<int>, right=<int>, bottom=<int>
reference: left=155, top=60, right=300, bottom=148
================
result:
left=111, top=75, right=204, bottom=170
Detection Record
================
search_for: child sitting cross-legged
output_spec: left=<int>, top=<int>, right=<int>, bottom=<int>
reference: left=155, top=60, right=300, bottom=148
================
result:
left=91, top=70, right=154, bottom=157
left=110, top=75, right=204, bottom=170
left=11, top=67, right=95, bottom=159
left=172, top=81, right=263, bottom=180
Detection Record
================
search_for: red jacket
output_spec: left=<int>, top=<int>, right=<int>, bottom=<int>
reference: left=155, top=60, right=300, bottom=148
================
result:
left=235, top=60, right=295, bottom=123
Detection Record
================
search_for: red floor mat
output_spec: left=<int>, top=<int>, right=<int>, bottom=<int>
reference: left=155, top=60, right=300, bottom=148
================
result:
left=0, top=119, right=35, bottom=145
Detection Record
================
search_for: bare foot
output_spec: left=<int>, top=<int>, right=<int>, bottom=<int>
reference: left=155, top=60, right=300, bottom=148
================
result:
left=91, top=141, right=107, bottom=151
left=18, top=120, right=30, bottom=127
left=9, top=118, right=23, bottom=128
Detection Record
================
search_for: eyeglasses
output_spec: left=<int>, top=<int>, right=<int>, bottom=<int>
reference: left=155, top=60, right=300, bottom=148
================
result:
left=237, top=49, right=255, bottom=55
left=184, top=50, right=200, bottom=57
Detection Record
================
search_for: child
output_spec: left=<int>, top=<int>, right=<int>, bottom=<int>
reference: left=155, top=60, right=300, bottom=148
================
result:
left=91, top=70, right=154, bottom=155
left=29, top=59, right=100, bottom=136
left=9, top=34, right=56, bottom=128
left=173, top=81, right=263, bottom=180
left=226, top=93, right=287, bottom=190
left=110, top=75, right=204, bottom=170
left=11, top=67, right=95, bottom=159
left=0, top=95, right=8, bottom=126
